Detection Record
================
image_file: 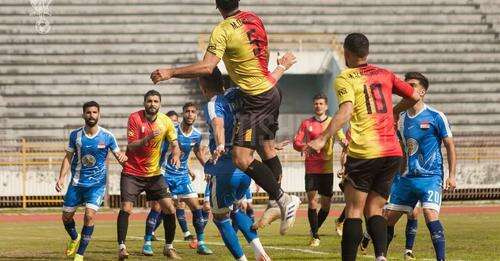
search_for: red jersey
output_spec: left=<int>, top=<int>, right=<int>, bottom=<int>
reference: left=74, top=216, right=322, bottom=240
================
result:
left=293, top=116, right=346, bottom=174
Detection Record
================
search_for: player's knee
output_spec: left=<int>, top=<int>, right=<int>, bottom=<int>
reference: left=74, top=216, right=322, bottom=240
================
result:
left=423, top=208, right=439, bottom=222
left=62, top=212, right=74, bottom=223
left=84, top=213, right=95, bottom=226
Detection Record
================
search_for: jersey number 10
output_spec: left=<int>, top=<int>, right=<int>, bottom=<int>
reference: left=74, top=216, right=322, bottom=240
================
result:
left=363, top=83, right=388, bottom=114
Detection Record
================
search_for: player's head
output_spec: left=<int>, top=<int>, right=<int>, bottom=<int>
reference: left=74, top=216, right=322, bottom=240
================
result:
left=182, top=102, right=198, bottom=126
left=166, top=110, right=179, bottom=123
left=82, top=101, right=100, bottom=127
left=313, top=93, right=328, bottom=117
left=199, top=67, right=224, bottom=99
left=215, top=0, right=239, bottom=16
left=143, top=90, right=161, bottom=116
left=343, top=33, right=369, bottom=68
left=405, top=72, right=429, bottom=98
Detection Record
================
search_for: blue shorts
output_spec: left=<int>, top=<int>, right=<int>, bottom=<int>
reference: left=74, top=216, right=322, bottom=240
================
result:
left=205, top=157, right=251, bottom=214
left=387, top=176, right=443, bottom=213
left=244, top=188, right=252, bottom=203
left=63, top=184, right=106, bottom=212
left=165, top=175, right=197, bottom=199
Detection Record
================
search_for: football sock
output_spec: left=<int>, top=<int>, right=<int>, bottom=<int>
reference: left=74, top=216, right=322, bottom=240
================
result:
left=427, top=220, right=446, bottom=261
left=214, top=218, right=245, bottom=259
left=244, top=160, right=282, bottom=200
left=318, top=208, right=329, bottom=229
left=308, top=208, right=319, bottom=239
left=63, top=219, right=78, bottom=241
left=76, top=225, right=94, bottom=255
left=367, top=215, right=388, bottom=259
left=342, top=218, right=363, bottom=261
left=176, top=208, right=190, bottom=233
left=192, top=208, right=206, bottom=243
left=163, top=213, right=176, bottom=245
left=117, top=210, right=129, bottom=245
left=405, top=218, right=418, bottom=250
left=144, top=210, right=160, bottom=242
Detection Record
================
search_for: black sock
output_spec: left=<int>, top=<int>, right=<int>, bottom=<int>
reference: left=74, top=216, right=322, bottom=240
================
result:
left=244, top=159, right=282, bottom=200
left=338, top=208, right=346, bottom=223
left=317, top=208, right=329, bottom=229
left=163, top=213, right=176, bottom=244
left=367, top=215, right=388, bottom=258
left=307, top=208, right=319, bottom=238
left=263, top=156, right=283, bottom=200
left=387, top=225, right=395, bottom=249
left=117, top=210, right=130, bottom=245
left=342, top=218, right=363, bottom=261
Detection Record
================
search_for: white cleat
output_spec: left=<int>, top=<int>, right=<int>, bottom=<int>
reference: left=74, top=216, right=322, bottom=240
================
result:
left=278, top=194, right=301, bottom=235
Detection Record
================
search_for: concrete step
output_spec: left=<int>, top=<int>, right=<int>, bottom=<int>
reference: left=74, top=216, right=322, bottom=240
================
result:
left=379, top=63, right=500, bottom=73
left=0, top=74, right=195, bottom=85
left=423, top=93, right=500, bottom=103
left=0, top=34, right=200, bottom=44
left=426, top=103, right=500, bottom=114
left=391, top=72, right=500, bottom=83
left=0, top=44, right=199, bottom=55
left=370, top=52, right=500, bottom=63
left=445, top=114, right=500, bottom=125
left=0, top=64, right=196, bottom=74
left=424, top=82, right=500, bottom=93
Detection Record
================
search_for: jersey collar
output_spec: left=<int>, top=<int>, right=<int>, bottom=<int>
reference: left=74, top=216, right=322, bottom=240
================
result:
left=407, top=104, right=427, bottom=119
left=179, top=122, right=194, bottom=137
left=82, top=125, right=101, bottom=139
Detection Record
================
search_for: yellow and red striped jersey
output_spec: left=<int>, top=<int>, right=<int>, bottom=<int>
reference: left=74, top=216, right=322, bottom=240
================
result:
left=334, top=64, right=414, bottom=159
left=207, top=11, right=276, bottom=96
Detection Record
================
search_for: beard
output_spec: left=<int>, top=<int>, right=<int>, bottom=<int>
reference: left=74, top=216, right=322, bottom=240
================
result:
left=85, top=118, right=98, bottom=127
left=145, top=106, right=159, bottom=116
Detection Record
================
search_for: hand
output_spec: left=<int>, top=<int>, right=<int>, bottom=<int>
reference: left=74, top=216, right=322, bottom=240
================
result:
left=277, top=51, right=297, bottom=70
left=306, top=136, right=327, bottom=155
left=204, top=174, right=211, bottom=182
left=445, top=176, right=456, bottom=192
left=212, top=144, right=225, bottom=164
left=55, top=178, right=65, bottom=192
left=116, top=152, right=128, bottom=165
left=170, top=154, right=181, bottom=169
left=189, top=169, right=196, bottom=181
left=150, top=68, right=174, bottom=84
left=275, top=139, right=290, bottom=151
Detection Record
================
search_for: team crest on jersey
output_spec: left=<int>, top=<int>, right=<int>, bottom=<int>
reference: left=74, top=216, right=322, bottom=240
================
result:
left=407, top=138, right=419, bottom=156
left=82, top=154, right=96, bottom=167
left=308, top=125, right=313, bottom=132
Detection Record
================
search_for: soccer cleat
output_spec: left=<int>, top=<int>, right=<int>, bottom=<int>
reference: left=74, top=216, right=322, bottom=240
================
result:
left=256, top=252, right=272, bottom=261
left=404, top=250, right=416, bottom=260
left=65, top=234, right=81, bottom=257
left=252, top=201, right=281, bottom=230
left=118, top=247, right=129, bottom=260
left=142, top=243, right=154, bottom=256
left=184, top=235, right=198, bottom=249
left=73, top=254, right=84, bottom=261
left=163, top=246, right=182, bottom=259
left=335, top=219, right=343, bottom=236
left=279, top=194, right=301, bottom=235
left=360, top=234, right=371, bottom=255
left=309, top=237, right=320, bottom=247
left=196, top=243, right=213, bottom=255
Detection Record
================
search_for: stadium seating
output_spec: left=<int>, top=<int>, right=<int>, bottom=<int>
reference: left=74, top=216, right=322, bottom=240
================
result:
left=1, top=0, right=499, bottom=139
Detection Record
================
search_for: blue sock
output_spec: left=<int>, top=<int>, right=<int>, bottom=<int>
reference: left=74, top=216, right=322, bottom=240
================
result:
left=76, top=225, right=94, bottom=255
left=192, top=208, right=206, bottom=242
left=246, top=207, right=255, bottom=223
left=406, top=218, right=418, bottom=250
left=202, top=210, right=209, bottom=227
left=63, top=219, right=78, bottom=240
left=427, top=220, right=446, bottom=261
left=214, top=218, right=244, bottom=259
left=144, top=210, right=160, bottom=242
left=154, top=211, right=163, bottom=232
left=233, top=209, right=258, bottom=243
left=230, top=210, right=239, bottom=233
left=176, top=208, right=190, bottom=234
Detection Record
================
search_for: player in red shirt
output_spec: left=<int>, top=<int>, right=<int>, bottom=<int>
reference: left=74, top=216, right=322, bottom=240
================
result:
left=293, top=93, right=347, bottom=247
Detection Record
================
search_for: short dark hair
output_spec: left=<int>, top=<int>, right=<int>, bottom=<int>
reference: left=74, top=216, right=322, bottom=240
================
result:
left=216, top=0, right=239, bottom=12
left=405, top=72, right=429, bottom=90
left=82, top=101, right=100, bottom=112
left=344, top=33, right=369, bottom=58
left=313, top=93, right=328, bottom=103
left=200, top=67, right=225, bottom=93
left=166, top=110, right=178, bottom=117
left=144, top=90, right=161, bottom=102
left=183, top=102, right=197, bottom=112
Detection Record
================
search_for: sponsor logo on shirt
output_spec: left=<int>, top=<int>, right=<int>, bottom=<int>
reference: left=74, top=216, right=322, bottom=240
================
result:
left=420, top=121, right=430, bottom=129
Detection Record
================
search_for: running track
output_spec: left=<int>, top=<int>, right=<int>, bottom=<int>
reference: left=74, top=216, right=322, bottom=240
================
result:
left=1, top=205, right=499, bottom=223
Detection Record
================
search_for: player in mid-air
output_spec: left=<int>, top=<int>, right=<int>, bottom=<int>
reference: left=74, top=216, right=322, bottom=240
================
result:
left=200, top=67, right=271, bottom=261
left=56, top=101, right=127, bottom=261
left=117, top=90, right=182, bottom=260
left=150, top=0, right=301, bottom=235
left=293, top=93, right=347, bottom=247
left=142, top=102, right=213, bottom=256
left=384, top=72, right=457, bottom=261
left=307, top=33, right=420, bottom=261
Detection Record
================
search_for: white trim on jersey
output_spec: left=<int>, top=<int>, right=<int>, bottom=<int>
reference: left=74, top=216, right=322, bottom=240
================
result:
left=428, top=106, right=453, bottom=138
left=82, top=125, right=101, bottom=139
left=207, top=96, right=218, bottom=121
left=101, top=126, right=120, bottom=153
left=406, top=104, right=427, bottom=119
left=73, top=129, right=83, bottom=185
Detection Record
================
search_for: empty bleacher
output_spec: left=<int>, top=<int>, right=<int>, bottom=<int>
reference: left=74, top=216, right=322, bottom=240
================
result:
left=1, top=0, right=499, bottom=139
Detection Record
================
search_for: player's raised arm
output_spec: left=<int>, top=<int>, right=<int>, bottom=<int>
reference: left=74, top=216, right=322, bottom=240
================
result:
left=56, top=150, right=74, bottom=192
left=211, top=117, right=225, bottom=163
left=271, top=52, right=297, bottom=82
left=392, top=74, right=421, bottom=116
left=193, top=141, right=208, bottom=167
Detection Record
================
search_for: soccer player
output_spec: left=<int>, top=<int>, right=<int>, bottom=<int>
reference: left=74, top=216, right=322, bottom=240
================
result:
left=293, top=93, right=347, bottom=247
left=150, top=0, right=301, bottom=235
left=385, top=72, right=457, bottom=261
left=200, top=67, right=271, bottom=261
left=143, top=102, right=213, bottom=256
left=117, top=90, right=181, bottom=260
left=307, top=33, right=420, bottom=261
left=56, top=101, right=127, bottom=261
left=166, top=110, right=179, bottom=124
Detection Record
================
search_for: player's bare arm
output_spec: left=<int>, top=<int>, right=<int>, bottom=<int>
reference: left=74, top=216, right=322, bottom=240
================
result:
left=393, top=89, right=421, bottom=119
left=307, top=101, right=353, bottom=153
left=271, top=52, right=297, bottom=82
left=112, top=151, right=128, bottom=166
left=275, top=139, right=291, bottom=151
left=151, top=52, right=221, bottom=84
left=170, top=140, right=182, bottom=168
left=55, top=150, right=74, bottom=192
left=193, top=145, right=208, bottom=167
left=211, top=117, right=225, bottom=163
left=443, top=137, right=457, bottom=191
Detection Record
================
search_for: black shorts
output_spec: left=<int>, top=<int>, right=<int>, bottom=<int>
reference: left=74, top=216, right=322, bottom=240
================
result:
left=233, top=86, right=281, bottom=149
left=120, top=173, right=169, bottom=203
left=305, top=173, right=334, bottom=197
left=345, top=156, right=402, bottom=199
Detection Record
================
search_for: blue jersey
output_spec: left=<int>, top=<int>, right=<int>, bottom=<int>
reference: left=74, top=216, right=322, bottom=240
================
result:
left=203, top=93, right=236, bottom=153
left=398, top=105, right=452, bottom=179
left=162, top=124, right=202, bottom=177
left=67, top=126, right=119, bottom=187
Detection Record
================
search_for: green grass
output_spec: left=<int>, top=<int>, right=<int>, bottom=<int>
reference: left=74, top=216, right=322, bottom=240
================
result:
left=1, top=208, right=500, bottom=260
